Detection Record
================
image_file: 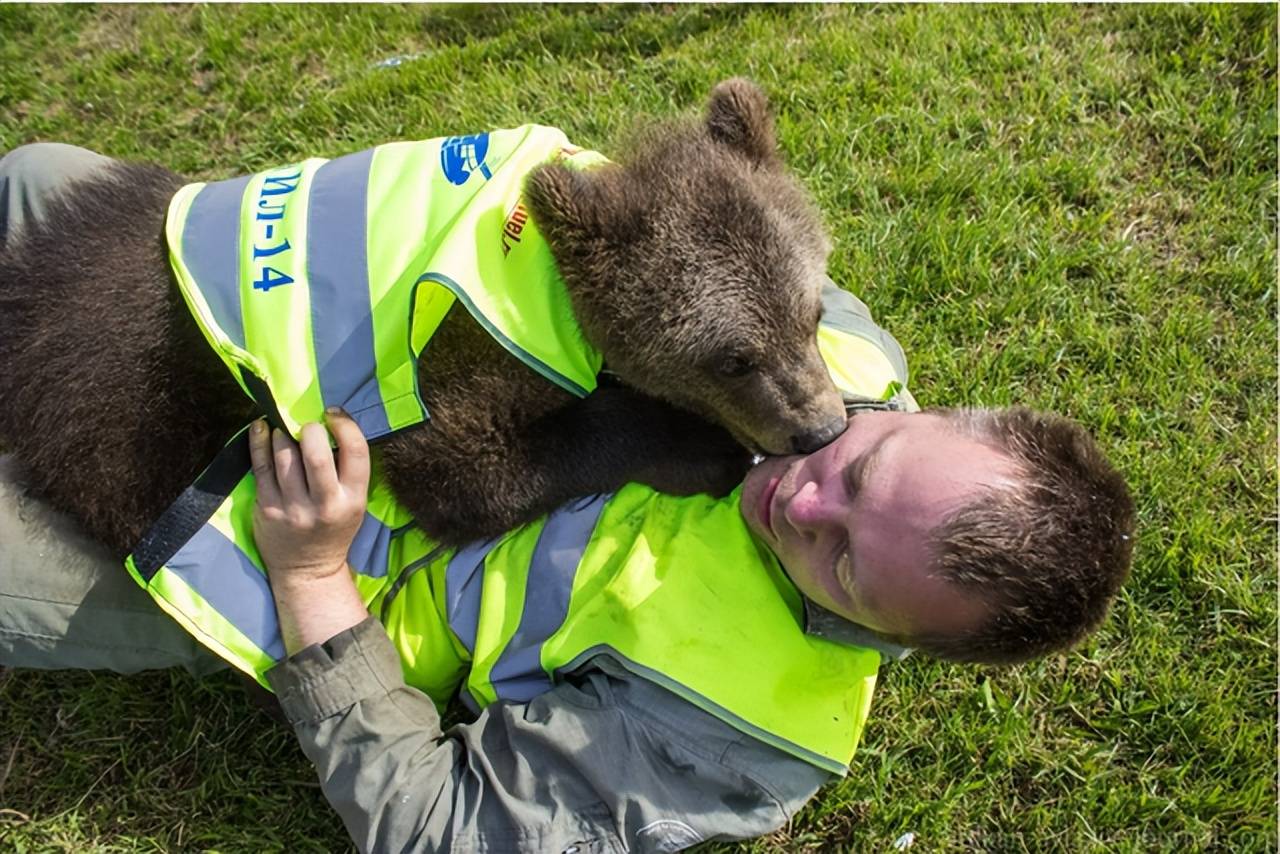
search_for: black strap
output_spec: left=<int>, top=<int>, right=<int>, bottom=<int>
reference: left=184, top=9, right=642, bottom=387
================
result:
left=130, top=363, right=431, bottom=581
left=129, top=427, right=252, bottom=582
left=240, top=369, right=288, bottom=433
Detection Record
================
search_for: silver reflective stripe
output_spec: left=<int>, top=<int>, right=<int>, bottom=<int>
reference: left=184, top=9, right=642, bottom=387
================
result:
left=304, top=148, right=393, bottom=439
left=445, top=538, right=500, bottom=654
left=347, top=511, right=394, bottom=578
left=165, top=523, right=285, bottom=661
left=183, top=175, right=253, bottom=351
left=819, top=277, right=910, bottom=386
left=488, top=494, right=607, bottom=702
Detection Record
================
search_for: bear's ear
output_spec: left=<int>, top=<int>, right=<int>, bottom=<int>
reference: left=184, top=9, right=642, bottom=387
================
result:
left=525, top=161, right=635, bottom=243
left=705, top=77, right=778, bottom=166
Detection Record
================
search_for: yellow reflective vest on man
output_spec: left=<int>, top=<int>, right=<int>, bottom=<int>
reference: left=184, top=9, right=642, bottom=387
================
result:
left=124, top=125, right=917, bottom=776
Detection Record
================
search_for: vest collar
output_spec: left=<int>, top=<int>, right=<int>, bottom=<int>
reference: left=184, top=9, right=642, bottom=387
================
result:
left=801, top=598, right=914, bottom=660
left=842, top=393, right=904, bottom=414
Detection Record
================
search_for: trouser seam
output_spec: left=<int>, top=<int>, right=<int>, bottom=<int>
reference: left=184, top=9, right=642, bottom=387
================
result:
left=0, top=591, right=164, bottom=615
left=0, top=626, right=196, bottom=655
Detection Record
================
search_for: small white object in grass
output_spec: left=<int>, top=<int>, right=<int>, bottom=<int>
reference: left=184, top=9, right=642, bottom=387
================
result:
left=372, top=53, right=423, bottom=69
left=892, top=831, right=916, bottom=850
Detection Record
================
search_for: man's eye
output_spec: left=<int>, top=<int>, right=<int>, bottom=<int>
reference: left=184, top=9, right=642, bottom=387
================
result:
left=833, top=547, right=853, bottom=589
left=842, top=461, right=860, bottom=500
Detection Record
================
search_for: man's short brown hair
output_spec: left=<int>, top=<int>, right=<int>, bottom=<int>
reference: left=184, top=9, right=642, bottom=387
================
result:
left=901, top=406, right=1135, bottom=665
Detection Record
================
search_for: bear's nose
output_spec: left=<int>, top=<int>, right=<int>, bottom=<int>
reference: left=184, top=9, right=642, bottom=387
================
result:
left=790, top=417, right=848, bottom=454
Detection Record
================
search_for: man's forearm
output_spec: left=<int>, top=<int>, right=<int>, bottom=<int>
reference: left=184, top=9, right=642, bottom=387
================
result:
left=265, top=620, right=821, bottom=854
left=270, top=567, right=369, bottom=655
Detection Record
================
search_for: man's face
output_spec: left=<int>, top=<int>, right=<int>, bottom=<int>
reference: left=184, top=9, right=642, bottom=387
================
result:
left=740, top=411, right=1014, bottom=639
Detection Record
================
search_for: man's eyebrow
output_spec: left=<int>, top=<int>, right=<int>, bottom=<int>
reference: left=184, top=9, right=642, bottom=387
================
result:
left=843, top=432, right=892, bottom=499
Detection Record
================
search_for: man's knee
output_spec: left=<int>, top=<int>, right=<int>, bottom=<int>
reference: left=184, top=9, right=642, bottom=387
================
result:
left=0, top=142, right=114, bottom=246
left=0, top=454, right=224, bottom=678
left=0, top=142, right=113, bottom=187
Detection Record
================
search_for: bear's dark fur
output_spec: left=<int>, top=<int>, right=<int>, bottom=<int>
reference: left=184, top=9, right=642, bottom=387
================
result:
left=0, top=79, right=845, bottom=553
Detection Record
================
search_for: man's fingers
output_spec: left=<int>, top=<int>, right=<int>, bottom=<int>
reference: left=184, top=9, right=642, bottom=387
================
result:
left=254, top=412, right=364, bottom=521
left=299, top=422, right=340, bottom=502
left=325, top=408, right=371, bottom=493
left=249, top=419, right=283, bottom=509
left=272, top=427, right=309, bottom=506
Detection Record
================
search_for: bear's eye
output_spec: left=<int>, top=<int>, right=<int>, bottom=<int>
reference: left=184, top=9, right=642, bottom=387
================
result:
left=716, top=355, right=757, bottom=379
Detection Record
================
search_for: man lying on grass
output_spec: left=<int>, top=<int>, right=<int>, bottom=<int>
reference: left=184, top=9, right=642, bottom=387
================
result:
left=1, top=397, right=1133, bottom=853
left=0, top=122, right=1133, bottom=854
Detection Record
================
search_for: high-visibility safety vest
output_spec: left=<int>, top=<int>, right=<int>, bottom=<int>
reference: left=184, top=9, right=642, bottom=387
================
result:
left=124, top=124, right=917, bottom=773
left=166, top=125, right=607, bottom=442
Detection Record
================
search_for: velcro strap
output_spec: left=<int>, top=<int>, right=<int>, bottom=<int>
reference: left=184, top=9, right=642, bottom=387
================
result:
left=129, top=428, right=252, bottom=582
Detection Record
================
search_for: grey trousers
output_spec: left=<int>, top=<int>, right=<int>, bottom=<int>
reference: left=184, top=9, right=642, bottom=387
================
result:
left=0, top=143, right=220, bottom=676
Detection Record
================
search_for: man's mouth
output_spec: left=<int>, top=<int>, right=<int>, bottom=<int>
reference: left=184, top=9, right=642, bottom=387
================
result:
left=760, top=457, right=803, bottom=541
left=759, top=474, right=781, bottom=540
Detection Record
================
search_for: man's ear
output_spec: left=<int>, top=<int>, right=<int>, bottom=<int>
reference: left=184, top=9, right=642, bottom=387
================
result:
left=705, top=77, right=778, bottom=167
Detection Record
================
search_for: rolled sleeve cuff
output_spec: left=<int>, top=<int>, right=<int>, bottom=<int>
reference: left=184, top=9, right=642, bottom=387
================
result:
left=265, top=616, right=406, bottom=726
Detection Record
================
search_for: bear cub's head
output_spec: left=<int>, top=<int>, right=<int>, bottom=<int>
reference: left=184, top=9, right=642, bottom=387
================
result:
left=526, top=78, right=847, bottom=455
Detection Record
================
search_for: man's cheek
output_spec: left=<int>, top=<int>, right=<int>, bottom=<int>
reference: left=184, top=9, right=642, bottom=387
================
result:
left=782, top=551, right=821, bottom=596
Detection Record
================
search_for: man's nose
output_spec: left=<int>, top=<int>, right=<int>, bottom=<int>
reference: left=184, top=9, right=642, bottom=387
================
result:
left=783, top=479, right=843, bottom=535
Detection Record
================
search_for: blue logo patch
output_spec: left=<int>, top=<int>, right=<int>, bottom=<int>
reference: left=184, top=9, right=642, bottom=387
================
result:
left=440, top=133, right=493, bottom=185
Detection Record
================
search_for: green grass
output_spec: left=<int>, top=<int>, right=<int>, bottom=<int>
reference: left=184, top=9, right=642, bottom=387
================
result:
left=0, top=4, right=1274, bottom=851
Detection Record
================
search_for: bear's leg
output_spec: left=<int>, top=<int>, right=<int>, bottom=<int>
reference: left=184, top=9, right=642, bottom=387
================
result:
left=379, top=304, right=576, bottom=544
left=385, top=381, right=751, bottom=545
left=381, top=307, right=750, bottom=545
left=527, top=382, right=754, bottom=502
left=0, top=159, right=251, bottom=555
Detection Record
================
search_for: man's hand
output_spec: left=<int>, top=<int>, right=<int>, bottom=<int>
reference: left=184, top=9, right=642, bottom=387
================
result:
left=248, top=408, right=372, bottom=655
left=250, top=409, right=370, bottom=584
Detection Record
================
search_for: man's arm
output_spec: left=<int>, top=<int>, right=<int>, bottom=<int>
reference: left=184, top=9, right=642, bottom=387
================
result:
left=267, top=620, right=830, bottom=853
left=249, top=414, right=373, bottom=655
left=250, top=413, right=831, bottom=853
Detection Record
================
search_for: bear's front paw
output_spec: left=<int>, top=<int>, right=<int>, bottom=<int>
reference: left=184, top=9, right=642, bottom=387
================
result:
left=636, top=425, right=753, bottom=498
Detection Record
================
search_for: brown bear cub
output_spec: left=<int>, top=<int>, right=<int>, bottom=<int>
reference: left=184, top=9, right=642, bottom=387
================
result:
left=0, top=79, right=845, bottom=554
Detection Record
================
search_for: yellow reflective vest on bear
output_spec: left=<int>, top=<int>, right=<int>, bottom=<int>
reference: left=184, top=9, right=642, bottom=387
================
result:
left=124, top=125, right=918, bottom=775
left=166, top=125, right=606, bottom=440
